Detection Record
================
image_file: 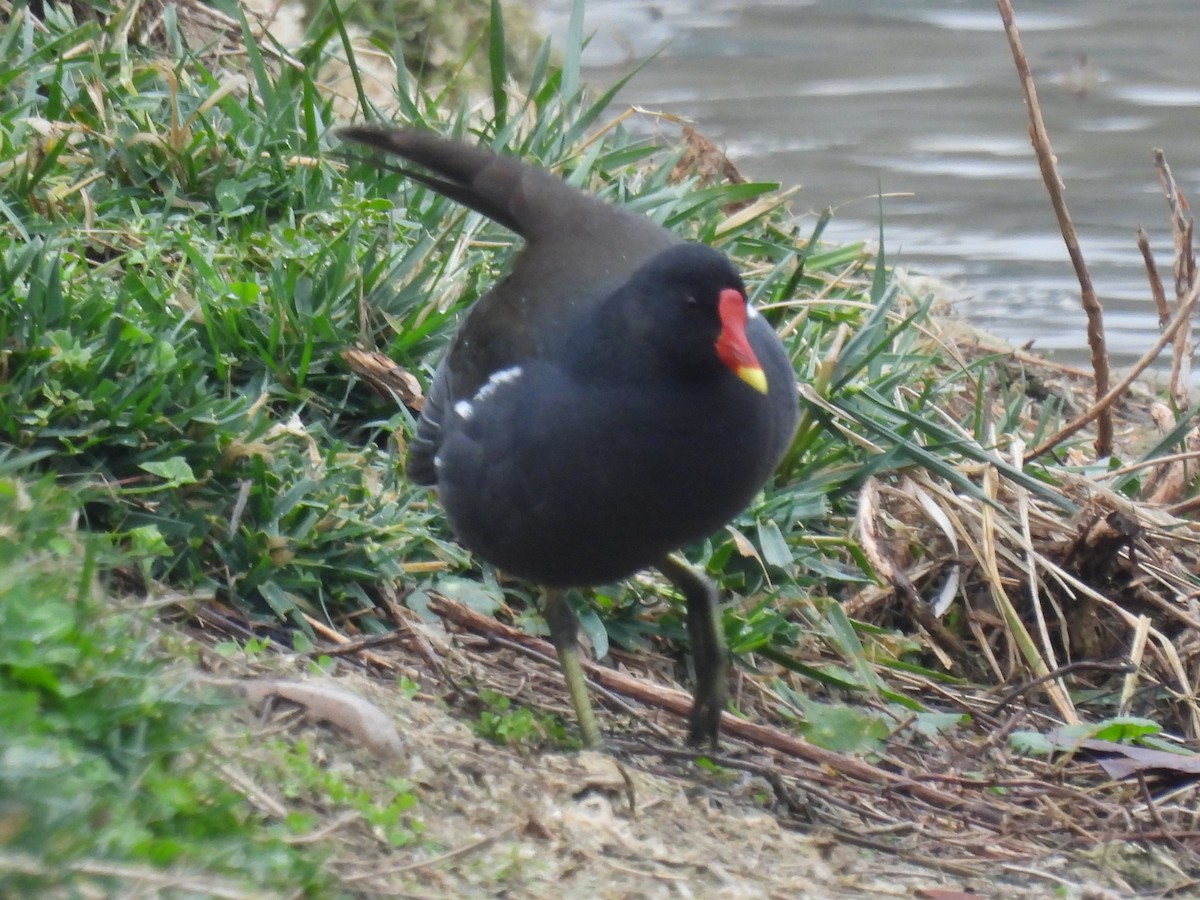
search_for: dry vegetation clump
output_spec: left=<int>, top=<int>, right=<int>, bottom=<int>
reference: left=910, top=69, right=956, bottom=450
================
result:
left=849, top=330, right=1200, bottom=737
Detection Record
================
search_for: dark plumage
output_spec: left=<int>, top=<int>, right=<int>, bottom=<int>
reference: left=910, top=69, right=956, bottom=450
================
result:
left=341, top=126, right=799, bottom=746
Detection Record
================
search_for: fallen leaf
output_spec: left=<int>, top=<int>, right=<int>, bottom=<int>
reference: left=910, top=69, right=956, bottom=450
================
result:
left=1045, top=728, right=1200, bottom=779
left=342, top=347, right=424, bottom=410
left=244, top=678, right=404, bottom=761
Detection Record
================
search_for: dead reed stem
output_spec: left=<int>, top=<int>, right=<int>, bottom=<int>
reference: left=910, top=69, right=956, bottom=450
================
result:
left=996, top=0, right=1112, bottom=456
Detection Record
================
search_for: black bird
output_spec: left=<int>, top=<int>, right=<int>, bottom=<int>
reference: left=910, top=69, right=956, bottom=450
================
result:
left=340, top=126, right=799, bottom=746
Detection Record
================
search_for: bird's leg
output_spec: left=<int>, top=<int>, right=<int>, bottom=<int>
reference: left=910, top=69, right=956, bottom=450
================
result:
left=541, top=588, right=603, bottom=748
left=657, top=554, right=726, bottom=748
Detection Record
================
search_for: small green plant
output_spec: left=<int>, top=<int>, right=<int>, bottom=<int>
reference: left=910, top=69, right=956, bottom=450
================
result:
left=270, top=739, right=423, bottom=847
left=396, top=674, right=421, bottom=700
left=474, top=689, right=578, bottom=750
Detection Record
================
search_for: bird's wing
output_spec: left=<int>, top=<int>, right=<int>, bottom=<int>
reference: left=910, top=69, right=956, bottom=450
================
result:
left=341, top=127, right=681, bottom=482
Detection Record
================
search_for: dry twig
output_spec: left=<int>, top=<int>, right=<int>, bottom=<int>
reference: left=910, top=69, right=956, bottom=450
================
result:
left=996, top=0, right=1111, bottom=456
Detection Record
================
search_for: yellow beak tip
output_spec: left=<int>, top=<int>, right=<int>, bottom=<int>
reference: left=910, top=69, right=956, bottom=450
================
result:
left=738, top=366, right=769, bottom=395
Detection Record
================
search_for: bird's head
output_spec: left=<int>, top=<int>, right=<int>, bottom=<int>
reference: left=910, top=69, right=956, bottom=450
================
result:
left=625, top=243, right=768, bottom=394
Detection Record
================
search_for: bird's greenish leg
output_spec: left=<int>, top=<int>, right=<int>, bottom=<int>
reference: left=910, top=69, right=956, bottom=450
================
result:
left=657, top=554, right=726, bottom=748
left=542, top=588, right=603, bottom=748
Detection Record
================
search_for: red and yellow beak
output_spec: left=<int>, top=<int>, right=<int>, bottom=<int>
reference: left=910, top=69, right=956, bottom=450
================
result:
left=715, top=288, right=768, bottom=394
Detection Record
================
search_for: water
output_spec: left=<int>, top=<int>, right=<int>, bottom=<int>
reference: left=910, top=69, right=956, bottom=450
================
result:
left=535, top=0, right=1200, bottom=369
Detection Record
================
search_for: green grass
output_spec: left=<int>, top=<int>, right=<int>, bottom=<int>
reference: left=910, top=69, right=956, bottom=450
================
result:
left=0, top=474, right=328, bottom=895
left=5, top=0, right=1194, bottom=890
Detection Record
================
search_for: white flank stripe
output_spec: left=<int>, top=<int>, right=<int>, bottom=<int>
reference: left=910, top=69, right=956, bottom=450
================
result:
left=474, top=365, right=524, bottom=404
left=453, top=366, right=524, bottom=422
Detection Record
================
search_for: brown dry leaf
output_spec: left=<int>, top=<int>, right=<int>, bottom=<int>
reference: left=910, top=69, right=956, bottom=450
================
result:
left=1056, top=734, right=1200, bottom=787
left=725, top=524, right=764, bottom=566
left=243, top=678, right=405, bottom=761
left=669, top=125, right=754, bottom=214
left=342, top=347, right=424, bottom=410
left=670, top=125, right=745, bottom=186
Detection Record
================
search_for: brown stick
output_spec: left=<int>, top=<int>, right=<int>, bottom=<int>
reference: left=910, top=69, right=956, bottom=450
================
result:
left=1186, top=218, right=1197, bottom=295
left=1138, top=227, right=1170, bottom=328
left=1154, top=149, right=1192, bottom=268
left=1154, top=150, right=1197, bottom=413
left=996, top=0, right=1112, bottom=456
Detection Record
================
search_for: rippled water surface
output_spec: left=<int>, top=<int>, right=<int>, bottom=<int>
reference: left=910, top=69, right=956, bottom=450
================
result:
left=536, top=0, right=1200, bottom=368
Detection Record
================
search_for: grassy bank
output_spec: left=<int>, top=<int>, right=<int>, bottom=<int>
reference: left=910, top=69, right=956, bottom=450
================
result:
left=3, top=0, right=1199, bottom=893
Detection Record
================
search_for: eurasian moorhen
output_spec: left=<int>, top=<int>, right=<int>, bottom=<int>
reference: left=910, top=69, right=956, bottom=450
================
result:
left=341, top=126, right=799, bottom=747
